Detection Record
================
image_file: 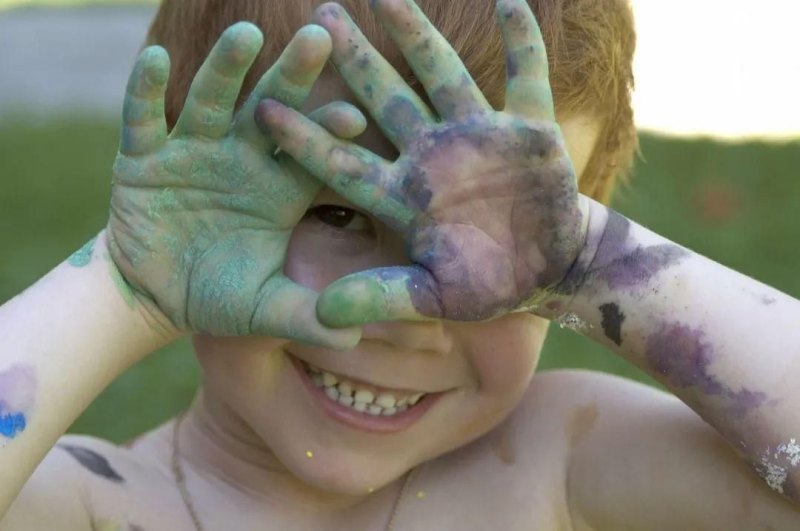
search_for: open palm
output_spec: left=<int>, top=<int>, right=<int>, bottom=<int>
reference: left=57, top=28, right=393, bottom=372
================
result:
left=258, top=0, right=587, bottom=326
left=108, top=23, right=361, bottom=347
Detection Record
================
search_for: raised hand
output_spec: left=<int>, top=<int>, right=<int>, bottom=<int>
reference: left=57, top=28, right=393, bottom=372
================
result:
left=107, top=22, right=365, bottom=347
left=256, top=0, right=587, bottom=326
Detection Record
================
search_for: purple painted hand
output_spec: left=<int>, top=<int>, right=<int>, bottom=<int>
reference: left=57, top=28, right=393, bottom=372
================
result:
left=257, top=0, right=587, bottom=325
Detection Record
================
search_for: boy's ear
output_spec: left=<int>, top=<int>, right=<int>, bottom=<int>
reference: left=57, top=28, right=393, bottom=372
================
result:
left=556, top=114, right=603, bottom=182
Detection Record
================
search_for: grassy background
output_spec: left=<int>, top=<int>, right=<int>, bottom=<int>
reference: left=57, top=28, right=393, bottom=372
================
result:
left=1, top=116, right=799, bottom=443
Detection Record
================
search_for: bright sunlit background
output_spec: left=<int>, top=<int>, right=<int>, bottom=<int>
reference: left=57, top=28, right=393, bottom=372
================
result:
left=2, top=0, right=800, bottom=441
left=3, top=0, right=800, bottom=138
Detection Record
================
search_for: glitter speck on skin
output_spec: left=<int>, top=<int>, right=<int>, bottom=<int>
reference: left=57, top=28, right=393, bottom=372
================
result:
left=305, top=450, right=314, bottom=459
left=758, top=438, right=800, bottom=494
left=557, top=312, right=591, bottom=333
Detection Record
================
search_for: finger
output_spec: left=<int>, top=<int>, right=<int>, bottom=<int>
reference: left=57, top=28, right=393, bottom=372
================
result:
left=172, top=22, right=263, bottom=139
left=313, top=3, right=435, bottom=148
left=370, top=0, right=491, bottom=119
left=119, top=46, right=170, bottom=156
left=252, top=275, right=361, bottom=348
left=307, top=102, right=368, bottom=140
left=317, top=267, right=443, bottom=327
left=257, top=99, right=415, bottom=232
left=497, top=0, right=555, bottom=119
left=232, top=24, right=332, bottom=151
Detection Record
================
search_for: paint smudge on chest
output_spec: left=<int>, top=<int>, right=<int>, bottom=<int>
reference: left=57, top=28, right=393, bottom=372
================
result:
left=0, top=365, right=36, bottom=440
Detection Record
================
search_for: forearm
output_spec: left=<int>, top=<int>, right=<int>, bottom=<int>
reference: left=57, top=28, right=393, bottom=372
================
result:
left=0, top=231, right=178, bottom=514
left=545, top=196, right=800, bottom=501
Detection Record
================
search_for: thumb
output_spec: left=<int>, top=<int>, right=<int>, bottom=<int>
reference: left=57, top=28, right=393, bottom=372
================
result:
left=252, top=274, right=362, bottom=349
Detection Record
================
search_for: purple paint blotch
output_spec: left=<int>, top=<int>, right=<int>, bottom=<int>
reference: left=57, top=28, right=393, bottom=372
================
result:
left=646, top=323, right=766, bottom=415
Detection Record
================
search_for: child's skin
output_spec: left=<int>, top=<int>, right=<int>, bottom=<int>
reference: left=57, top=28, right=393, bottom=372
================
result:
left=1, top=0, right=800, bottom=529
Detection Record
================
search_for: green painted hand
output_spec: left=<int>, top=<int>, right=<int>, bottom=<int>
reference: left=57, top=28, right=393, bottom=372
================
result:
left=256, top=0, right=587, bottom=327
left=107, top=22, right=364, bottom=347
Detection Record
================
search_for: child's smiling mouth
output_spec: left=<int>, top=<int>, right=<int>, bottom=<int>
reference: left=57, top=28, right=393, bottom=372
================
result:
left=289, top=355, right=442, bottom=433
left=303, top=358, right=427, bottom=416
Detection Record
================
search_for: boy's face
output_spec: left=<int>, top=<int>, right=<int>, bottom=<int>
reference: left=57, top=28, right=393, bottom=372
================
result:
left=192, top=72, right=600, bottom=495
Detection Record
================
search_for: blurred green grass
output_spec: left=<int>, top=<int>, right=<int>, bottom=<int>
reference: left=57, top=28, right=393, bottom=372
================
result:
left=1, top=116, right=799, bottom=443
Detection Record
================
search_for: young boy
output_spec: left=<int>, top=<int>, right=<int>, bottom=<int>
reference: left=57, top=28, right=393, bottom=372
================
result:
left=1, top=0, right=799, bottom=530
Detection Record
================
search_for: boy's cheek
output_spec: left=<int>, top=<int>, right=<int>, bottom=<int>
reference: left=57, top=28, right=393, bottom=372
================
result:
left=284, top=227, right=406, bottom=291
left=457, top=314, right=548, bottom=396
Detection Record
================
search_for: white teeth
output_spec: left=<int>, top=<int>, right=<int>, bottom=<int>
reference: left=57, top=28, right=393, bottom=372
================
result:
left=338, top=382, right=354, bottom=397
left=322, top=372, right=338, bottom=387
left=376, top=393, right=397, bottom=409
left=303, top=361, right=427, bottom=417
left=325, top=386, right=340, bottom=401
left=354, top=390, right=375, bottom=404
left=408, top=393, right=424, bottom=405
left=338, top=395, right=354, bottom=407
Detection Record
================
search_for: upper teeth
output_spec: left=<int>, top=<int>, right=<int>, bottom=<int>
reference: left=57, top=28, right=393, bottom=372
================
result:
left=305, top=362, right=426, bottom=416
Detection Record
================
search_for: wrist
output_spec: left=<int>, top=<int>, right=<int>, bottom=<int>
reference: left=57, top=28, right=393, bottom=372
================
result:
left=533, top=195, right=609, bottom=320
left=97, top=229, right=183, bottom=345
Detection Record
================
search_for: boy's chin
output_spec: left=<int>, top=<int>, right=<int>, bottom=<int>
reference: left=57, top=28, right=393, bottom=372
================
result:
left=280, top=447, right=413, bottom=497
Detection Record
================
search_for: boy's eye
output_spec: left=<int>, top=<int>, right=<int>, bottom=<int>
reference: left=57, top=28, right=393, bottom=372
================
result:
left=304, top=204, right=373, bottom=233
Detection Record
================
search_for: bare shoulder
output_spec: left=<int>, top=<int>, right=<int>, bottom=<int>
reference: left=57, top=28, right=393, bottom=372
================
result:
left=2, top=427, right=182, bottom=531
left=518, top=369, right=800, bottom=530
left=1, top=434, right=140, bottom=530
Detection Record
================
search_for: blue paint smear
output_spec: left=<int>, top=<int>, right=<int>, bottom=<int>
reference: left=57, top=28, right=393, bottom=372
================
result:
left=0, top=412, right=26, bottom=438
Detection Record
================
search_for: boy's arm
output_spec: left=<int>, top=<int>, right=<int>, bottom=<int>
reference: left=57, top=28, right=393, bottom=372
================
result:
left=549, top=198, right=800, bottom=504
left=543, top=201, right=800, bottom=503
left=0, top=231, right=174, bottom=517
left=0, top=23, right=364, bottom=519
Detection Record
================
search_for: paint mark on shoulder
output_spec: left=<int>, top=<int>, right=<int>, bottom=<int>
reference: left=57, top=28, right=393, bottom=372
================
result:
left=568, top=402, right=599, bottom=447
left=58, top=443, right=125, bottom=483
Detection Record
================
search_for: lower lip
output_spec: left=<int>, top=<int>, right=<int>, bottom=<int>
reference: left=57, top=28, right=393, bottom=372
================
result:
left=290, top=356, right=441, bottom=434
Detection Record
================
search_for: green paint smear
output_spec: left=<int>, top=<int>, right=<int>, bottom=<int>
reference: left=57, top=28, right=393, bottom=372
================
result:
left=68, top=236, right=97, bottom=267
left=146, top=188, right=179, bottom=219
left=106, top=256, right=137, bottom=309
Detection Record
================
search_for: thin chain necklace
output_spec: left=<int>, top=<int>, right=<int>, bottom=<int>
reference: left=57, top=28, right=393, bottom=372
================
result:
left=171, top=412, right=416, bottom=531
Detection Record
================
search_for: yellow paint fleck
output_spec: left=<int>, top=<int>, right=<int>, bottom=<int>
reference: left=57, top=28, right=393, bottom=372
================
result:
left=305, top=450, right=314, bottom=458
left=416, top=490, right=426, bottom=499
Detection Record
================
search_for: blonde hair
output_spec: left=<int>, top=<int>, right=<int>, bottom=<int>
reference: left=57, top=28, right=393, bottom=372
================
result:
left=146, top=0, right=637, bottom=204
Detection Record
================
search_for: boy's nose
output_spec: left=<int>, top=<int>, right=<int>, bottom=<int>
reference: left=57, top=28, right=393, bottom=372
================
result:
left=360, top=320, right=452, bottom=355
